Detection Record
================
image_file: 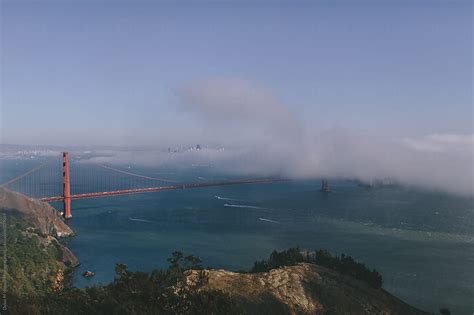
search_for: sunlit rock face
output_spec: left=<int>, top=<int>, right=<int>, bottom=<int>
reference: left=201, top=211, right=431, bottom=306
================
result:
left=188, top=263, right=429, bottom=315
left=0, top=187, right=78, bottom=268
left=0, top=187, right=73, bottom=237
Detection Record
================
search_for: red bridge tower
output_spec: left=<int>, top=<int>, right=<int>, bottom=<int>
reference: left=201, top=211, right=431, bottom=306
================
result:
left=63, top=152, right=72, bottom=219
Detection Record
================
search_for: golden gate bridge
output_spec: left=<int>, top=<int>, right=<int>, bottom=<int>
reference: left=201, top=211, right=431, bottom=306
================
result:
left=0, top=152, right=282, bottom=219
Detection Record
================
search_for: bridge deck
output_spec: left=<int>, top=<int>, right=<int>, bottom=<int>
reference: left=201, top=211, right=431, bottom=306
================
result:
left=40, top=178, right=285, bottom=202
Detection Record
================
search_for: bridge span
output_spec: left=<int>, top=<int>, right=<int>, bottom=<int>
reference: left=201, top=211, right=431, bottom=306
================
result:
left=2, top=152, right=285, bottom=219
left=40, top=178, right=284, bottom=202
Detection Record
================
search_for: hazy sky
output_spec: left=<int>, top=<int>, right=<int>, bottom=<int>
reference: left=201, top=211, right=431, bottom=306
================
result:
left=1, top=0, right=473, bottom=194
left=1, top=0, right=472, bottom=146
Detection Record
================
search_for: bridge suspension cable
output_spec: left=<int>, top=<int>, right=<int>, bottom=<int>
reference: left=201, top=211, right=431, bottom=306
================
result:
left=0, top=159, right=55, bottom=188
left=95, top=164, right=177, bottom=183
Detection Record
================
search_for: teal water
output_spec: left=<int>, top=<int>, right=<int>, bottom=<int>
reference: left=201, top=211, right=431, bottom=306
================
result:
left=1, top=160, right=473, bottom=314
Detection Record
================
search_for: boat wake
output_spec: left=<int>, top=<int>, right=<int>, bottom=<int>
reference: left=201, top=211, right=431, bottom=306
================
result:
left=215, top=195, right=242, bottom=202
left=259, top=217, right=281, bottom=224
left=129, top=217, right=154, bottom=223
left=224, top=203, right=267, bottom=210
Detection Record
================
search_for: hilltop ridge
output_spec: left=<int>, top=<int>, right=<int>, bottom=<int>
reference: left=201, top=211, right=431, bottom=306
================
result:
left=188, top=264, right=428, bottom=314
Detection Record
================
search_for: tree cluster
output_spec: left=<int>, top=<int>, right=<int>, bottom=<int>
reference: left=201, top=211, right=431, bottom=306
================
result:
left=9, top=251, right=241, bottom=315
left=250, top=247, right=383, bottom=289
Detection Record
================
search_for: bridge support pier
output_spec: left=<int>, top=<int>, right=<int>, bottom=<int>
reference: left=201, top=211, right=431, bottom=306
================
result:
left=63, top=152, right=72, bottom=219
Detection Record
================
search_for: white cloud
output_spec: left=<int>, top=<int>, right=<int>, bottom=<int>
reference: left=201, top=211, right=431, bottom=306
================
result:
left=88, top=78, right=474, bottom=196
left=402, top=134, right=474, bottom=152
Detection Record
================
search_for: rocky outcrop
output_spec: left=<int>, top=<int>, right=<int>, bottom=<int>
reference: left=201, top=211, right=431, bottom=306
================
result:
left=189, top=264, right=428, bottom=315
left=61, top=243, right=80, bottom=268
left=0, top=187, right=73, bottom=237
left=0, top=187, right=78, bottom=268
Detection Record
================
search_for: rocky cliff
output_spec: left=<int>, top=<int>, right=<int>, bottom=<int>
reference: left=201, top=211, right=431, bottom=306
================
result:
left=0, top=187, right=78, bottom=268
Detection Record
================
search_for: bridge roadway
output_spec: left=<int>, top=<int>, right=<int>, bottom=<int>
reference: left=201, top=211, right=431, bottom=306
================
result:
left=39, top=178, right=285, bottom=202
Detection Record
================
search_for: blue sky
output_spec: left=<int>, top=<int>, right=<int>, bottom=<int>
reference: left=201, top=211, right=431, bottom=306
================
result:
left=1, top=0, right=472, bottom=146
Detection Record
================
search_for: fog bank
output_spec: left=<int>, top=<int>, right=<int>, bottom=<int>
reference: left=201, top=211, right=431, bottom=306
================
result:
left=90, top=78, right=473, bottom=196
